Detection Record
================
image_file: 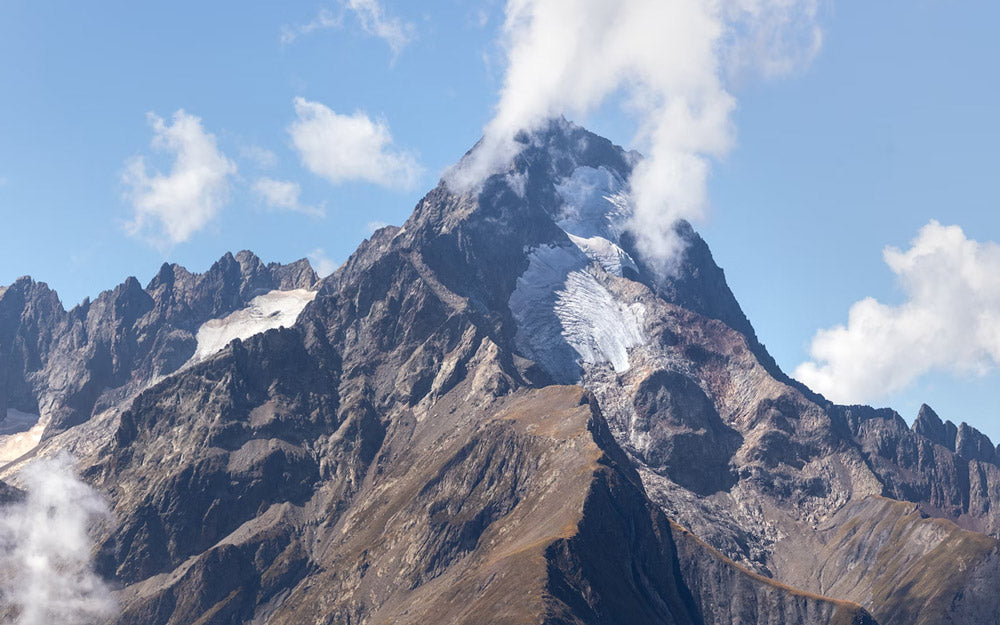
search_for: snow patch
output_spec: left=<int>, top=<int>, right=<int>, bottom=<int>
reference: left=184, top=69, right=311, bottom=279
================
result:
left=0, top=409, right=48, bottom=465
left=192, top=289, right=316, bottom=362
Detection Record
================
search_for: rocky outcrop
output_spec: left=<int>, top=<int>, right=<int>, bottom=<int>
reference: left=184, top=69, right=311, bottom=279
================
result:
left=0, top=277, right=64, bottom=419
left=628, top=369, right=741, bottom=495
left=956, top=422, right=998, bottom=464
left=912, top=404, right=958, bottom=451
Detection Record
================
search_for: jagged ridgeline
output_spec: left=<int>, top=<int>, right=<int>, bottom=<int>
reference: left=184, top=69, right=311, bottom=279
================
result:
left=2, top=120, right=999, bottom=625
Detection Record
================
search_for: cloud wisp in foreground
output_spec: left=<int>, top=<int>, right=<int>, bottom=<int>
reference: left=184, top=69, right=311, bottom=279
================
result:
left=450, top=0, right=822, bottom=268
left=795, top=221, right=1000, bottom=404
left=289, top=97, right=423, bottom=189
left=123, top=110, right=237, bottom=247
left=0, top=454, right=116, bottom=625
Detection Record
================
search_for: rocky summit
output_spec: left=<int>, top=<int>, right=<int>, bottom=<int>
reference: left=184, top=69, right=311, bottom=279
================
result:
left=2, top=120, right=998, bottom=625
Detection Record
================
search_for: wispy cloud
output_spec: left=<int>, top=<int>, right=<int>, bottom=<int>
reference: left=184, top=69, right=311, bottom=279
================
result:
left=0, top=454, right=116, bottom=625
left=308, top=248, right=338, bottom=278
left=345, top=0, right=414, bottom=56
left=240, top=145, right=278, bottom=169
left=289, top=97, right=422, bottom=189
left=796, top=221, right=1000, bottom=403
left=281, top=2, right=413, bottom=56
left=123, top=110, right=236, bottom=247
left=449, top=0, right=822, bottom=269
left=252, top=177, right=324, bottom=217
left=366, top=220, right=390, bottom=234
left=280, top=8, right=342, bottom=46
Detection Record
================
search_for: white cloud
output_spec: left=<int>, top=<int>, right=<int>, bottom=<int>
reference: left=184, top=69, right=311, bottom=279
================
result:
left=448, top=0, right=822, bottom=269
left=281, top=8, right=342, bottom=45
left=123, top=110, right=237, bottom=247
left=346, top=0, right=414, bottom=55
left=722, top=0, right=823, bottom=80
left=289, top=97, right=422, bottom=189
left=795, top=221, right=1000, bottom=404
left=308, top=248, right=338, bottom=278
left=252, top=177, right=325, bottom=217
left=0, top=454, right=116, bottom=625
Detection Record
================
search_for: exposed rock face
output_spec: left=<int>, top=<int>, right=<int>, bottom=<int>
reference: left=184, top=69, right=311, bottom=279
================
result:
left=2, top=120, right=997, bottom=624
left=629, top=370, right=741, bottom=495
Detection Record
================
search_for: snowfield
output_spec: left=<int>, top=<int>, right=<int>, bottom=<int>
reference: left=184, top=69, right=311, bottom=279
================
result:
left=192, top=288, right=317, bottom=362
left=0, top=409, right=47, bottom=464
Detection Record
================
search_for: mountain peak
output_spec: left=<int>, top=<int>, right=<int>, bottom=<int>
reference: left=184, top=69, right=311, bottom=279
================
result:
left=913, top=403, right=958, bottom=451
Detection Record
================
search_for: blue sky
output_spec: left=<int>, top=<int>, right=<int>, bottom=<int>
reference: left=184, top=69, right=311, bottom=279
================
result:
left=1, top=1, right=998, bottom=440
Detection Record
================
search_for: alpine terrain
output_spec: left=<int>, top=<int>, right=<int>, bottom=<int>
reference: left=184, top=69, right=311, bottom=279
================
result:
left=3, top=120, right=999, bottom=625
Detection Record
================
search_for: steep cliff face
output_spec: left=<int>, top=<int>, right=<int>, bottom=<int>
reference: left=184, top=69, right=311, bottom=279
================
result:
left=2, top=120, right=997, bottom=624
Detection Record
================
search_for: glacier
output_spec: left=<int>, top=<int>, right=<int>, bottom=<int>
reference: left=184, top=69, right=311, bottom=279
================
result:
left=509, top=165, right=645, bottom=382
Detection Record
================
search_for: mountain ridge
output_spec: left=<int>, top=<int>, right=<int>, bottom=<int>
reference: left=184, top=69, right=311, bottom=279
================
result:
left=1, top=120, right=998, bottom=625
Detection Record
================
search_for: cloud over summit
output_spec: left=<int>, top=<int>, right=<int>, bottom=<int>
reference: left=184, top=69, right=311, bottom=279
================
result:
left=452, top=0, right=822, bottom=267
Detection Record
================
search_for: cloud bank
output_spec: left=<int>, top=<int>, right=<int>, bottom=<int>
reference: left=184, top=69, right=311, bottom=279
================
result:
left=0, top=454, right=115, bottom=625
left=123, top=110, right=237, bottom=247
left=795, top=221, right=1000, bottom=403
left=289, top=97, right=422, bottom=189
left=452, top=0, right=821, bottom=267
